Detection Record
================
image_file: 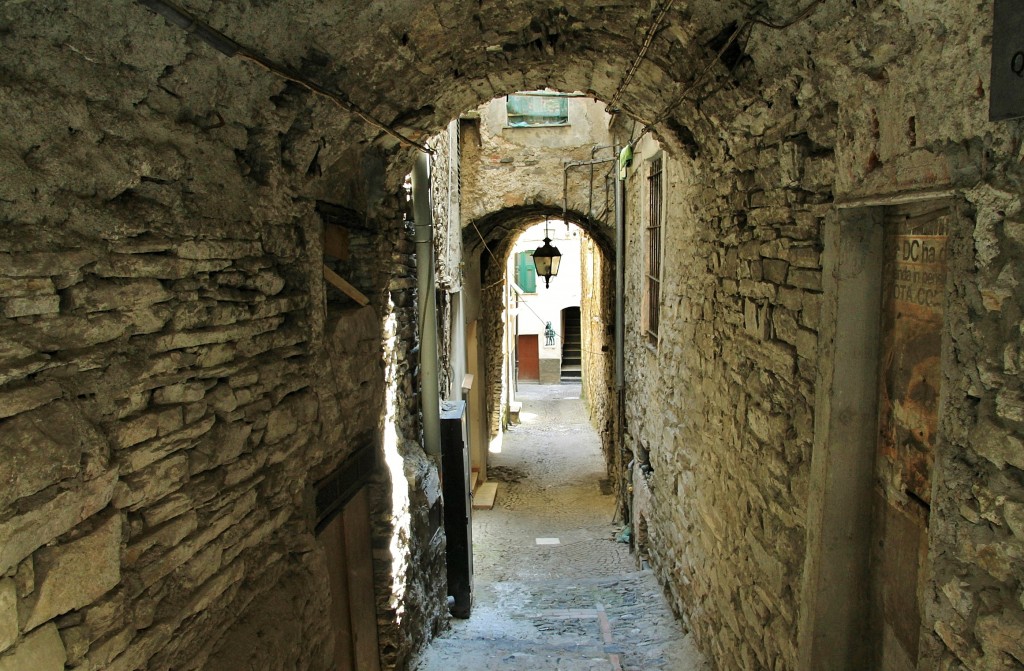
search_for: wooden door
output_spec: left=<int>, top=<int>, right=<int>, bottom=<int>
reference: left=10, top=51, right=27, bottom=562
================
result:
left=517, top=334, right=539, bottom=381
left=320, top=488, right=381, bottom=671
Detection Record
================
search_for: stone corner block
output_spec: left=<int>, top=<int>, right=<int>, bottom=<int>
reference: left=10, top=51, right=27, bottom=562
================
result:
left=24, top=514, right=122, bottom=631
left=0, top=623, right=66, bottom=671
left=0, top=579, right=15, bottom=654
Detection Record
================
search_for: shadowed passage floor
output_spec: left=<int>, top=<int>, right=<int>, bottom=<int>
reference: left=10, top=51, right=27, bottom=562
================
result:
left=413, top=383, right=709, bottom=671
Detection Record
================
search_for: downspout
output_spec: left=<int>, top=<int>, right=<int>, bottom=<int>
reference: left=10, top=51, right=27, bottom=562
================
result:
left=413, top=153, right=442, bottom=461
left=614, top=146, right=627, bottom=522
left=614, top=146, right=625, bottom=394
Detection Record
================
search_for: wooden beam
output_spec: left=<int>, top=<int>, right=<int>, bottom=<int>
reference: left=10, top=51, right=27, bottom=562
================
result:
left=323, top=224, right=350, bottom=261
left=323, top=265, right=369, bottom=306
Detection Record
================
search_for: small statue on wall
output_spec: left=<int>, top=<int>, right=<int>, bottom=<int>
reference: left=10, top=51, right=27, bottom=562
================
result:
left=545, top=322, right=556, bottom=346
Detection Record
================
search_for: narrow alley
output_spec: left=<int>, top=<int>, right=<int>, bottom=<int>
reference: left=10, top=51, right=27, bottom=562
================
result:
left=2, top=3, right=1023, bottom=671
left=414, top=384, right=708, bottom=671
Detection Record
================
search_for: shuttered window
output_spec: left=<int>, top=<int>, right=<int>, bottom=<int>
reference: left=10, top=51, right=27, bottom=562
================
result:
left=506, top=93, right=569, bottom=127
left=515, top=251, right=537, bottom=293
left=645, top=157, right=664, bottom=345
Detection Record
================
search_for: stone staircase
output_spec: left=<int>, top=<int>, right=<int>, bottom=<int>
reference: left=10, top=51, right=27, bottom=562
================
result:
left=561, top=308, right=582, bottom=381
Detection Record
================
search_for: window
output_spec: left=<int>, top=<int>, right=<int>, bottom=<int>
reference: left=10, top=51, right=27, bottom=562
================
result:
left=506, top=93, right=569, bottom=127
left=515, top=250, right=537, bottom=293
left=645, top=156, right=664, bottom=345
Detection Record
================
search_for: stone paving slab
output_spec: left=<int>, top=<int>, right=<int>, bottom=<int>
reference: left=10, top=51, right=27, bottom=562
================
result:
left=412, top=385, right=709, bottom=671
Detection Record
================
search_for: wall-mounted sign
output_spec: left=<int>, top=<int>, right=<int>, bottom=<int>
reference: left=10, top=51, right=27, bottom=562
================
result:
left=990, top=0, right=1024, bottom=121
left=878, top=205, right=951, bottom=510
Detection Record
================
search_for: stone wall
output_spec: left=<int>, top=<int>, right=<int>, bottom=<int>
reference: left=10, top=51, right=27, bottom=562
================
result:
left=621, top=131, right=822, bottom=670
left=1, top=1, right=1023, bottom=670
left=580, top=236, right=618, bottom=479
left=0, top=2, right=446, bottom=669
left=616, top=2, right=1024, bottom=669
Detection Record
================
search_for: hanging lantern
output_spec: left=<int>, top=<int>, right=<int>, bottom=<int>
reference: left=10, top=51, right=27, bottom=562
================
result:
left=533, top=217, right=561, bottom=288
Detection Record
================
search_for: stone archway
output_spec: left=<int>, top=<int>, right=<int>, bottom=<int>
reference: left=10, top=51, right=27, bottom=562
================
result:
left=1, top=2, right=1021, bottom=671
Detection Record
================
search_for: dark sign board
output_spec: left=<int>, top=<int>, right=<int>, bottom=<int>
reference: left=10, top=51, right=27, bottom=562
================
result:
left=990, top=0, right=1024, bottom=121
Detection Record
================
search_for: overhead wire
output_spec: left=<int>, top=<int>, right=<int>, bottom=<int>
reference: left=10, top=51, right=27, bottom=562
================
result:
left=628, top=0, right=825, bottom=146
left=608, top=0, right=676, bottom=112
left=135, top=0, right=433, bottom=154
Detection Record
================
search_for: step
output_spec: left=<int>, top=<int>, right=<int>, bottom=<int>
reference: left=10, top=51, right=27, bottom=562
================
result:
left=473, top=482, right=498, bottom=509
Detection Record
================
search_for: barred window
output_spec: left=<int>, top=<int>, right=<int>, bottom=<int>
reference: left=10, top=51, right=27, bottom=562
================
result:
left=645, top=157, right=664, bottom=345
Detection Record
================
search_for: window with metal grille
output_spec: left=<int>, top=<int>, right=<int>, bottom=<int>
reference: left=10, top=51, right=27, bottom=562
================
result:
left=645, top=157, right=664, bottom=345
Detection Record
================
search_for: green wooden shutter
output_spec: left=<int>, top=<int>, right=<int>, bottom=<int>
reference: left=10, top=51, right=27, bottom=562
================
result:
left=516, top=252, right=536, bottom=293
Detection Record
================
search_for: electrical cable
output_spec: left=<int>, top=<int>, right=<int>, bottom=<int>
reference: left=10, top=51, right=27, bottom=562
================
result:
left=135, top=0, right=434, bottom=154
left=633, top=0, right=824, bottom=145
left=608, top=0, right=676, bottom=112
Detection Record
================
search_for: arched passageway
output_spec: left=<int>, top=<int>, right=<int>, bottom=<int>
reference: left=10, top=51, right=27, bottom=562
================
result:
left=0, top=2, right=1021, bottom=671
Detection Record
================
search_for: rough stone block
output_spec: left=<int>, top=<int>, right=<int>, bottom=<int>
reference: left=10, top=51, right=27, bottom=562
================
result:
left=0, top=381, right=61, bottom=420
left=1, top=295, right=60, bottom=318
left=109, top=407, right=184, bottom=450
left=772, top=309, right=800, bottom=347
left=0, top=277, right=55, bottom=298
left=0, top=251, right=97, bottom=279
left=112, top=453, right=189, bottom=510
left=63, top=279, right=172, bottom=313
left=24, top=513, right=122, bottom=630
left=786, top=246, right=821, bottom=269
left=976, top=611, right=1024, bottom=664
left=152, top=381, right=208, bottom=405
left=19, top=313, right=132, bottom=352
left=0, top=579, right=16, bottom=654
left=152, top=317, right=284, bottom=352
left=0, top=401, right=90, bottom=508
left=119, top=415, right=215, bottom=474
left=786, top=268, right=822, bottom=291
left=176, top=240, right=262, bottom=260
left=996, top=389, right=1024, bottom=424
left=1004, top=501, right=1024, bottom=539
left=0, top=471, right=117, bottom=574
left=795, top=328, right=818, bottom=360
left=126, top=512, right=198, bottom=566
left=970, top=419, right=1024, bottom=470
left=762, top=259, right=789, bottom=285
left=189, top=421, right=252, bottom=475
left=264, top=402, right=299, bottom=445
left=0, top=623, right=66, bottom=671
left=92, top=255, right=230, bottom=280
left=738, top=241, right=761, bottom=260
left=140, top=493, right=194, bottom=529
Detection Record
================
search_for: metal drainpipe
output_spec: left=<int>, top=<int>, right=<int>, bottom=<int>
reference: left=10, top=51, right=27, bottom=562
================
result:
left=613, top=146, right=625, bottom=393
left=613, top=146, right=627, bottom=516
left=413, top=153, right=442, bottom=461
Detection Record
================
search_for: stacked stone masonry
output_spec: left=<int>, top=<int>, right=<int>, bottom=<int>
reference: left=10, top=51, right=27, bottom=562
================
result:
left=1, top=1, right=1022, bottom=670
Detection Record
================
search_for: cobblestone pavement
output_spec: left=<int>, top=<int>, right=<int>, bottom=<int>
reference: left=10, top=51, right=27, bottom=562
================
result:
left=412, top=384, right=709, bottom=671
